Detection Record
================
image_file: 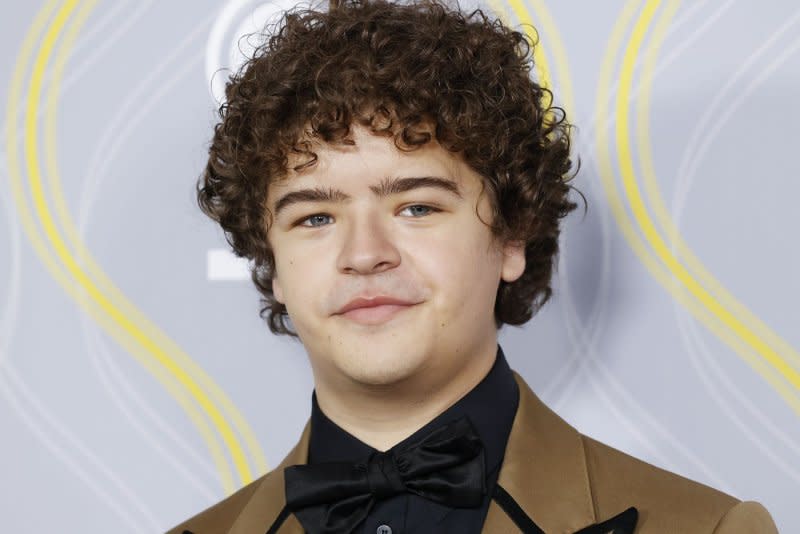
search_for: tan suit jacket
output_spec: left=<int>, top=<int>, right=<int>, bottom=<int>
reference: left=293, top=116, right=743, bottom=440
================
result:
left=167, top=371, right=779, bottom=533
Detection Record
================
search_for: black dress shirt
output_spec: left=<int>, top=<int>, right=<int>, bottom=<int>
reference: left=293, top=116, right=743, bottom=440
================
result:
left=306, top=343, right=520, bottom=534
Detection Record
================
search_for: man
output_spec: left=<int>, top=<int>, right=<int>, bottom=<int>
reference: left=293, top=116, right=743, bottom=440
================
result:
left=168, top=0, right=778, bottom=532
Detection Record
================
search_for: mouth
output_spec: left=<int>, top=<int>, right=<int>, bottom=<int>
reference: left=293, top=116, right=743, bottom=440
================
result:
left=337, top=303, right=417, bottom=326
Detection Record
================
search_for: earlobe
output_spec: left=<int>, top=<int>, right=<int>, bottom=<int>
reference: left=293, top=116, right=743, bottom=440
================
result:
left=500, top=240, right=526, bottom=283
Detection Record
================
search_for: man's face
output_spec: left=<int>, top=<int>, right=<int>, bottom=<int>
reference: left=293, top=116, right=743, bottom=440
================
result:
left=266, top=124, right=525, bottom=392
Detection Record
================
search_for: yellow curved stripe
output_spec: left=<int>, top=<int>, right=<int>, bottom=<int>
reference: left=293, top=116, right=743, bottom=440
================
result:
left=644, top=4, right=800, bottom=406
left=42, top=2, right=267, bottom=479
left=5, top=0, right=236, bottom=491
left=51, top=0, right=240, bottom=489
left=641, top=2, right=800, bottom=413
left=499, top=2, right=795, bottom=416
left=616, top=2, right=800, bottom=393
left=635, top=8, right=800, bottom=373
left=27, top=0, right=253, bottom=486
left=6, top=0, right=268, bottom=491
left=489, top=0, right=799, bottom=415
left=28, top=0, right=244, bottom=488
left=594, top=0, right=800, bottom=417
left=591, top=1, right=708, bottom=359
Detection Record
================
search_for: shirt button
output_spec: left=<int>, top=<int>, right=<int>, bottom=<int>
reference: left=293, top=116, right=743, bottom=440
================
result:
left=376, top=525, right=393, bottom=534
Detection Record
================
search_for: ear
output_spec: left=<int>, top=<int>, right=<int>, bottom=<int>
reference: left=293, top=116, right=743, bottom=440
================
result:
left=272, top=276, right=285, bottom=304
left=500, top=240, right=526, bottom=283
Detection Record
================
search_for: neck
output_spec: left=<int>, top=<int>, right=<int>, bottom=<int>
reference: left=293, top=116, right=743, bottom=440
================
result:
left=313, top=340, right=498, bottom=452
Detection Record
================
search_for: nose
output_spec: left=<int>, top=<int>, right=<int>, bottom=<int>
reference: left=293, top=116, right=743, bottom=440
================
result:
left=336, top=210, right=401, bottom=275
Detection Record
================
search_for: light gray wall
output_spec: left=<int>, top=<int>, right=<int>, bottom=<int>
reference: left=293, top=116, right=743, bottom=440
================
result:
left=1, top=1, right=797, bottom=532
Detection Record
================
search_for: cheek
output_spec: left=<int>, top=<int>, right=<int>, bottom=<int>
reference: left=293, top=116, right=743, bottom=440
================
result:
left=411, top=230, right=491, bottom=307
left=273, top=249, right=310, bottom=308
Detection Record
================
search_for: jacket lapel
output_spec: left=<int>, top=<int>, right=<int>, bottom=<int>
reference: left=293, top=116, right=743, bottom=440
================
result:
left=229, top=370, right=596, bottom=534
left=228, top=420, right=310, bottom=534
left=481, top=371, right=596, bottom=533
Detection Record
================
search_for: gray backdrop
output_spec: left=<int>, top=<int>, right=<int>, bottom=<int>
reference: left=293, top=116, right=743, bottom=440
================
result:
left=1, top=0, right=798, bottom=532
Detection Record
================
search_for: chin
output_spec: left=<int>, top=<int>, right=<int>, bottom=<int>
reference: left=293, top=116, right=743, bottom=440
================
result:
left=337, top=350, right=425, bottom=387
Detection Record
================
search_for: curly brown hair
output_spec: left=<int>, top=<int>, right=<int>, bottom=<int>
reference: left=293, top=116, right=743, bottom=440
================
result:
left=198, top=0, right=583, bottom=338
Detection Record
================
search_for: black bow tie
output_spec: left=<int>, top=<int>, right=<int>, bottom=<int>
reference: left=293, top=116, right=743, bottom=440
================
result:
left=283, top=414, right=486, bottom=534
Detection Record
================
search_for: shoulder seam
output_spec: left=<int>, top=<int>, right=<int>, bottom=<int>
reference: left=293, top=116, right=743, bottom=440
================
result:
left=578, top=433, right=599, bottom=523
left=225, top=473, right=274, bottom=534
left=711, top=500, right=743, bottom=534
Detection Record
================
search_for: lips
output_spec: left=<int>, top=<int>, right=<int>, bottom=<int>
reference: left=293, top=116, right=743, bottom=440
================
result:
left=336, top=296, right=416, bottom=315
left=338, top=303, right=415, bottom=325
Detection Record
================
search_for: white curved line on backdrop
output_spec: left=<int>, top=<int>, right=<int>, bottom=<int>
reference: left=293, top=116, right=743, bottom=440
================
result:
left=0, top=370, right=157, bottom=533
left=206, top=0, right=318, bottom=106
left=76, top=11, right=222, bottom=486
left=0, top=0, right=149, bottom=149
left=544, top=0, right=723, bottom=401
left=566, top=0, right=723, bottom=193
left=673, top=9, right=800, bottom=209
left=0, top=157, right=21, bottom=366
left=3, top=0, right=221, bottom=525
left=548, top=0, right=737, bottom=492
left=0, top=160, right=155, bottom=532
left=672, top=10, right=800, bottom=432
left=678, top=311, right=800, bottom=484
left=87, top=326, right=218, bottom=500
left=0, top=0, right=221, bottom=501
left=670, top=9, right=800, bottom=480
left=206, top=0, right=257, bottom=106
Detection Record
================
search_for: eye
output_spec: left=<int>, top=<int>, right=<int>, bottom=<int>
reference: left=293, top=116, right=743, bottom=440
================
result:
left=400, top=204, right=442, bottom=217
left=294, top=204, right=441, bottom=228
left=296, top=213, right=333, bottom=228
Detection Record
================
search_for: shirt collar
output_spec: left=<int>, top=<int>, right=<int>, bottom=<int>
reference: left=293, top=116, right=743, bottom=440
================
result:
left=308, top=343, right=520, bottom=478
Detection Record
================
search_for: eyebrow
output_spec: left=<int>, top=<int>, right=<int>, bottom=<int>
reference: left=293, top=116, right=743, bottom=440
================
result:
left=271, top=175, right=463, bottom=220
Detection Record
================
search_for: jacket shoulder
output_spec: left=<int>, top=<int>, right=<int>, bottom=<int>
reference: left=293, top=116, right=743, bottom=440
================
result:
left=713, top=500, right=779, bottom=533
left=580, top=434, right=776, bottom=533
left=164, top=471, right=273, bottom=534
